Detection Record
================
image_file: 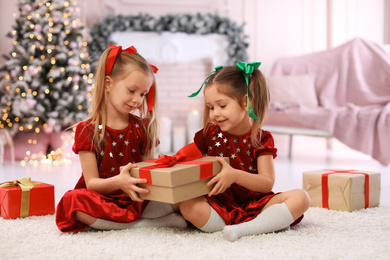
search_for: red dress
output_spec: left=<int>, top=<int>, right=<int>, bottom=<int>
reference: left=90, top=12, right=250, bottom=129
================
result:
left=56, top=114, right=150, bottom=232
left=194, top=124, right=280, bottom=225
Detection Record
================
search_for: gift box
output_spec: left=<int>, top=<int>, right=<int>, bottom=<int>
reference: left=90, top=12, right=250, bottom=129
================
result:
left=0, top=177, right=55, bottom=219
left=302, top=169, right=381, bottom=212
left=130, top=156, right=229, bottom=204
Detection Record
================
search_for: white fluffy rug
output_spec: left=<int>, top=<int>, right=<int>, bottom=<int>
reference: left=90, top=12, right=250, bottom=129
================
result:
left=1, top=206, right=389, bottom=260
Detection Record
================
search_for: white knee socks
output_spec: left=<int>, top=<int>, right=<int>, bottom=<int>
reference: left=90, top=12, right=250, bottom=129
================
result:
left=199, top=207, right=225, bottom=233
left=223, top=202, right=294, bottom=241
left=141, top=201, right=174, bottom=219
left=90, top=213, right=187, bottom=230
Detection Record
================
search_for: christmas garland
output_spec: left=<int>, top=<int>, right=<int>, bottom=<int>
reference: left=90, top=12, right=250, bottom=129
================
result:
left=88, top=13, right=249, bottom=68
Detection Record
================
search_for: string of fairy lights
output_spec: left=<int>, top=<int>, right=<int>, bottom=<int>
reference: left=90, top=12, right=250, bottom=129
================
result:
left=20, top=131, right=76, bottom=166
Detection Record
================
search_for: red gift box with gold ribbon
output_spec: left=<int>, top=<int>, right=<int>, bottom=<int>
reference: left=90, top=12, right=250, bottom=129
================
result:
left=124, top=143, right=229, bottom=204
left=0, top=177, right=55, bottom=219
left=302, top=169, right=381, bottom=212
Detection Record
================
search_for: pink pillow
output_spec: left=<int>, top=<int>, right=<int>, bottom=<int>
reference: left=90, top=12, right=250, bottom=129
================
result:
left=267, top=74, right=318, bottom=107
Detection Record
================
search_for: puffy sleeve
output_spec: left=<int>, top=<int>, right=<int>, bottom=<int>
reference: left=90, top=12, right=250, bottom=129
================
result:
left=254, top=130, right=277, bottom=159
left=72, top=121, right=96, bottom=154
left=193, top=128, right=207, bottom=155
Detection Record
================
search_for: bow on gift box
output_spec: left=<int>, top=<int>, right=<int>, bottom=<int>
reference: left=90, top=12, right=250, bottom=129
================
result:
left=0, top=177, right=42, bottom=218
left=152, top=142, right=202, bottom=166
left=139, top=143, right=214, bottom=185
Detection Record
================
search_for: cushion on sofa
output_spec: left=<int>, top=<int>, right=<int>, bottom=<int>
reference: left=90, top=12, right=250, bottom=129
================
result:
left=267, top=74, right=318, bottom=107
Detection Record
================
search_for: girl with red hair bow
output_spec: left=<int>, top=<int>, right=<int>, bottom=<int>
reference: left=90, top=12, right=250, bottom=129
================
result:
left=56, top=45, right=186, bottom=232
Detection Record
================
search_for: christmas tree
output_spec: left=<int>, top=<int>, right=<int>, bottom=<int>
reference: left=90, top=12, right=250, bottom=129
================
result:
left=0, top=0, right=93, bottom=135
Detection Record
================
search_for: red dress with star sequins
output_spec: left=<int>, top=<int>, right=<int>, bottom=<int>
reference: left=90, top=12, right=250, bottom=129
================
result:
left=56, top=114, right=150, bottom=232
left=194, top=124, right=281, bottom=225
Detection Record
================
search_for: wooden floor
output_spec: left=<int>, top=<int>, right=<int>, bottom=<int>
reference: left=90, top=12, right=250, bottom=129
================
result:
left=1, top=134, right=389, bottom=207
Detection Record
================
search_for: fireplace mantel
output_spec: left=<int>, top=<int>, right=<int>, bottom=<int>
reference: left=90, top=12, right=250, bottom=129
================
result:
left=110, top=31, right=229, bottom=66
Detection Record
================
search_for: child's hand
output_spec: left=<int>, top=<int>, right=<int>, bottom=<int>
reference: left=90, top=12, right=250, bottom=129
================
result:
left=207, top=157, right=237, bottom=197
left=118, top=163, right=149, bottom=202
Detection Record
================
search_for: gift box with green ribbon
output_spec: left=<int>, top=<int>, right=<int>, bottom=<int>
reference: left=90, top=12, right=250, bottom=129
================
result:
left=302, top=169, right=381, bottom=212
left=0, top=177, right=55, bottom=219
left=124, top=143, right=229, bottom=204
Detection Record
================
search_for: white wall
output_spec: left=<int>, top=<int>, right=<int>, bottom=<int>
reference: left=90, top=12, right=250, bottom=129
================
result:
left=328, top=0, right=385, bottom=48
left=0, top=0, right=388, bottom=73
left=0, top=0, right=17, bottom=62
left=241, top=0, right=328, bottom=75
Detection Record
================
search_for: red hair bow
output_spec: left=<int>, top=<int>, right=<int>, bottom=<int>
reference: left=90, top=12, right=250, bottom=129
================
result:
left=150, top=64, right=158, bottom=74
left=105, top=45, right=137, bottom=75
left=147, top=64, right=158, bottom=113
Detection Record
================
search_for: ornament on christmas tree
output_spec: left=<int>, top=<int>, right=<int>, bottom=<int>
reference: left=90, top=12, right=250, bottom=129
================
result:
left=34, top=24, right=42, bottom=33
left=0, top=0, right=94, bottom=135
left=22, top=4, right=32, bottom=13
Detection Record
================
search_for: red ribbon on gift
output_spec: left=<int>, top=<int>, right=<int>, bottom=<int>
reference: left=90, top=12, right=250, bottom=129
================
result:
left=139, top=143, right=213, bottom=184
left=321, top=169, right=369, bottom=209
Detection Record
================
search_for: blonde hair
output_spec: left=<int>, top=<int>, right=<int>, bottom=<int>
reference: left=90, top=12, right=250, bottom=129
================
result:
left=202, top=65, right=269, bottom=147
left=86, top=47, right=158, bottom=153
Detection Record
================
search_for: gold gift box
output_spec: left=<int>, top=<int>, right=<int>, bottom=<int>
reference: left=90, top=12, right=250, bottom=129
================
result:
left=128, top=156, right=229, bottom=204
left=302, top=169, right=381, bottom=212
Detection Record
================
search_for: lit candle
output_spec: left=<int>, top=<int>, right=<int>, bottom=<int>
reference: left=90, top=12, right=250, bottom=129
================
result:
left=173, top=126, right=186, bottom=152
left=187, top=109, right=202, bottom=144
left=159, top=117, right=172, bottom=154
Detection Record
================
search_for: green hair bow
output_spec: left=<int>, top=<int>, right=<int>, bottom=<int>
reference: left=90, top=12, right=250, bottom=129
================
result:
left=236, top=61, right=261, bottom=120
left=188, top=65, right=223, bottom=97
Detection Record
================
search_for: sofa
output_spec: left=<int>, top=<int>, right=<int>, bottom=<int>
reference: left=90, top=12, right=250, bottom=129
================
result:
left=263, top=38, right=390, bottom=166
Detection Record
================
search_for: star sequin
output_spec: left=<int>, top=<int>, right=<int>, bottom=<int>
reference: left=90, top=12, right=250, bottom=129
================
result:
left=215, top=141, right=221, bottom=147
left=208, top=146, right=212, bottom=151
left=246, top=151, right=251, bottom=156
left=119, top=134, right=124, bottom=139
left=230, top=154, right=236, bottom=159
left=249, top=166, right=253, bottom=171
left=100, top=151, right=104, bottom=156
left=124, top=140, right=129, bottom=146
left=111, top=167, right=115, bottom=172
left=243, top=139, right=247, bottom=143
left=218, top=133, right=223, bottom=138
left=233, top=139, right=238, bottom=144
left=223, top=138, right=228, bottom=143
left=112, top=141, right=117, bottom=147
left=135, top=123, right=139, bottom=128
left=219, top=152, right=224, bottom=157
left=119, top=152, right=124, bottom=157
left=132, top=149, right=136, bottom=153
left=109, top=152, right=113, bottom=157
left=98, top=124, right=103, bottom=131
left=236, top=148, right=241, bottom=153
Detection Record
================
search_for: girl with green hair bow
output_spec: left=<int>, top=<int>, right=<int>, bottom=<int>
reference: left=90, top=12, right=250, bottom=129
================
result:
left=181, top=61, right=310, bottom=241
